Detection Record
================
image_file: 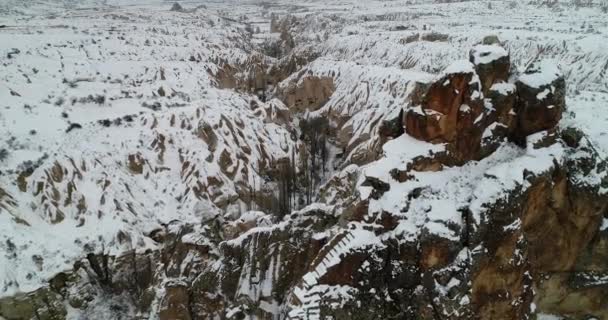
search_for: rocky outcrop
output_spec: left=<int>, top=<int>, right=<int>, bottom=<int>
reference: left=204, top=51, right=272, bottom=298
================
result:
left=471, top=137, right=608, bottom=320
left=469, top=44, right=510, bottom=96
left=1, top=36, right=605, bottom=320
left=287, top=134, right=608, bottom=320
left=211, top=54, right=279, bottom=95
left=277, top=75, right=335, bottom=113
left=0, top=286, right=67, bottom=320
left=405, top=43, right=564, bottom=165
left=3, top=132, right=607, bottom=320
left=514, top=60, right=566, bottom=141
left=211, top=48, right=320, bottom=98
left=405, top=61, right=483, bottom=143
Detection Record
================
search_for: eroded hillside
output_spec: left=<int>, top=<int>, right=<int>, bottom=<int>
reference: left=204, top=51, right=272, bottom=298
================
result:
left=1, top=0, right=608, bottom=319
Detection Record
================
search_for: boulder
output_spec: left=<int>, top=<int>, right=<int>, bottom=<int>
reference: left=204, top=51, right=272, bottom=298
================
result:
left=481, top=35, right=501, bottom=45
left=170, top=2, right=183, bottom=12
left=515, top=60, right=566, bottom=141
left=478, top=82, right=517, bottom=157
left=469, top=44, right=510, bottom=95
left=360, top=176, right=390, bottom=200
left=405, top=60, right=492, bottom=164
left=404, top=49, right=564, bottom=165
left=378, top=109, right=404, bottom=141
left=405, top=60, right=483, bottom=143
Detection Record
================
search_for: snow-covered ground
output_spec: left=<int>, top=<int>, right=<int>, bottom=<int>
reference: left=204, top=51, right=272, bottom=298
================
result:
left=0, top=0, right=294, bottom=298
left=1, top=0, right=608, bottom=314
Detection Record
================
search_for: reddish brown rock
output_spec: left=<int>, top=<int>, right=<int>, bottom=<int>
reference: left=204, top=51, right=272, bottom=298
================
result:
left=405, top=64, right=482, bottom=143
left=470, top=145, right=608, bottom=320
left=404, top=49, right=564, bottom=165
left=404, top=61, right=488, bottom=164
left=522, top=168, right=606, bottom=272
left=471, top=231, right=533, bottom=320
left=515, top=60, right=566, bottom=141
left=469, top=44, right=510, bottom=95
left=419, top=237, right=456, bottom=271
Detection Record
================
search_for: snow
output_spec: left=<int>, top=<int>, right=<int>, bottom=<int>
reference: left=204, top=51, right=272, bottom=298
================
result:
left=0, top=1, right=297, bottom=298
left=504, top=218, right=522, bottom=232
left=360, top=129, right=574, bottom=242
left=459, top=104, right=471, bottom=113
left=537, top=88, right=551, bottom=100
left=518, top=60, right=563, bottom=89
left=195, top=201, right=222, bottom=223
left=562, top=91, right=608, bottom=158
left=470, top=45, right=508, bottom=65
left=411, top=105, right=426, bottom=116
left=442, top=60, right=475, bottom=75
left=361, top=133, right=445, bottom=186
left=490, top=82, right=516, bottom=95
left=482, top=122, right=508, bottom=140
left=537, top=314, right=564, bottom=320
left=1, top=0, right=608, bottom=318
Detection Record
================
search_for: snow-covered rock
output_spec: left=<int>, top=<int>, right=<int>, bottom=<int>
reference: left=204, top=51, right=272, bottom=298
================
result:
left=2, top=0, right=608, bottom=319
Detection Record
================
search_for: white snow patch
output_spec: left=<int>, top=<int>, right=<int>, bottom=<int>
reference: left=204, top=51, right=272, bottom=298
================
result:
left=471, top=45, right=508, bottom=65
left=443, top=60, right=475, bottom=75
left=490, top=82, right=516, bottom=95
left=519, top=60, right=562, bottom=89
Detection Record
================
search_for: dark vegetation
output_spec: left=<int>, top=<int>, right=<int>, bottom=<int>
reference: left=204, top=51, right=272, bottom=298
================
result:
left=259, top=116, right=330, bottom=218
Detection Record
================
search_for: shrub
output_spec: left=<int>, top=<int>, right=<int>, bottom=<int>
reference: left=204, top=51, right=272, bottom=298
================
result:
left=421, top=32, right=449, bottom=42
left=0, top=148, right=8, bottom=162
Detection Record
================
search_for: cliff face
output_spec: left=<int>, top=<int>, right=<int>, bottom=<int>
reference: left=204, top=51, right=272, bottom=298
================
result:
left=2, top=1, right=608, bottom=320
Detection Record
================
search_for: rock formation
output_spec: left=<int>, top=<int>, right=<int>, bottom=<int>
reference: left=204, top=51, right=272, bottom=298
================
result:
left=404, top=43, right=564, bottom=165
left=1, top=8, right=607, bottom=319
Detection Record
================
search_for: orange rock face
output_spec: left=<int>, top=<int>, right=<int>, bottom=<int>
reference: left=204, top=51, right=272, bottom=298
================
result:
left=405, top=61, right=491, bottom=164
left=405, top=70, right=480, bottom=143
left=404, top=45, right=565, bottom=165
